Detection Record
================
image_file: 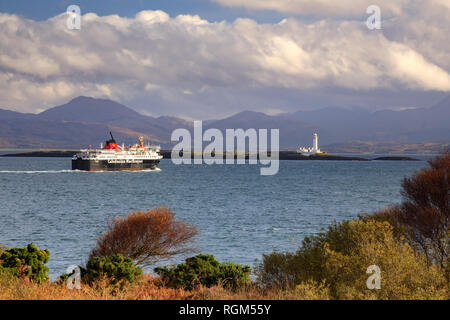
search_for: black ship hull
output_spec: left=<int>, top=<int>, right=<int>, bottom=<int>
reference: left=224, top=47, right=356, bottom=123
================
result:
left=72, top=159, right=161, bottom=171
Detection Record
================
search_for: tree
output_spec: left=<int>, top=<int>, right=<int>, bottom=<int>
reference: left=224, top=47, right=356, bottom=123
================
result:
left=90, top=207, right=198, bottom=266
left=363, top=152, right=449, bottom=279
left=396, top=151, right=449, bottom=271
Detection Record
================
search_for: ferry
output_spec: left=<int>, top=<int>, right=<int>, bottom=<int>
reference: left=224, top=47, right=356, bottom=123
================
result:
left=72, top=133, right=163, bottom=171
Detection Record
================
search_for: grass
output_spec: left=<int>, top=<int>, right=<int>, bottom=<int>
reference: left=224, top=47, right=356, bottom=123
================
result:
left=0, top=273, right=329, bottom=300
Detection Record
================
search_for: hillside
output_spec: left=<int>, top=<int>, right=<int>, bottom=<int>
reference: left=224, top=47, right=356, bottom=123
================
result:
left=0, top=97, right=192, bottom=149
left=203, top=96, right=450, bottom=148
left=204, top=111, right=328, bottom=148
left=290, top=96, right=450, bottom=144
left=0, top=95, right=449, bottom=150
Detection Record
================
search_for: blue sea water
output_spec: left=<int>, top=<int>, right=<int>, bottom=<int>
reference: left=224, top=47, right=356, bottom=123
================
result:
left=0, top=157, right=428, bottom=278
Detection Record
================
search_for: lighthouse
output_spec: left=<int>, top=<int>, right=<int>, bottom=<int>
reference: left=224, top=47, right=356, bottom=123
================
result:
left=297, top=133, right=322, bottom=156
left=313, top=133, right=319, bottom=152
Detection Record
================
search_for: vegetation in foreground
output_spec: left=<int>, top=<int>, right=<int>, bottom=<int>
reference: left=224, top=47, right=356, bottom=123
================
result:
left=0, top=152, right=448, bottom=300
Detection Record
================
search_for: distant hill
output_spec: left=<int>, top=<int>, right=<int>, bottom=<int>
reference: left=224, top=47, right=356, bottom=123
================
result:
left=204, top=95, right=450, bottom=149
left=38, top=96, right=142, bottom=123
left=322, top=141, right=450, bottom=154
left=204, top=111, right=326, bottom=148
left=290, top=96, right=450, bottom=144
left=0, top=109, right=36, bottom=120
left=38, top=96, right=193, bottom=145
left=0, top=95, right=449, bottom=151
left=0, top=118, right=114, bottom=149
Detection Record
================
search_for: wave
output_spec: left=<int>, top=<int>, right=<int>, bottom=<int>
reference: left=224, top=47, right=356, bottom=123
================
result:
left=86, top=168, right=162, bottom=173
left=141, top=168, right=162, bottom=172
left=0, top=170, right=76, bottom=174
left=0, top=168, right=162, bottom=174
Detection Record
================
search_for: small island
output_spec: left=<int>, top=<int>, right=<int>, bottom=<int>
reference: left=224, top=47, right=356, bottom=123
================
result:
left=372, top=156, right=420, bottom=161
left=0, top=133, right=421, bottom=162
left=1, top=150, right=419, bottom=161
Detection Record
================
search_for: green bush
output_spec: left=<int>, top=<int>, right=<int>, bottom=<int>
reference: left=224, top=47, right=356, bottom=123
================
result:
left=155, top=254, right=251, bottom=291
left=0, top=243, right=50, bottom=284
left=81, top=254, right=143, bottom=285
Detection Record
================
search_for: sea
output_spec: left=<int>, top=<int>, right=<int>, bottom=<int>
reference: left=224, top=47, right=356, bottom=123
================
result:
left=0, top=156, right=431, bottom=279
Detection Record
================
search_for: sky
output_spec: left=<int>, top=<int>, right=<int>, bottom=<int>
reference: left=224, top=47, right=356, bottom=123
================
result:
left=0, top=0, right=449, bottom=119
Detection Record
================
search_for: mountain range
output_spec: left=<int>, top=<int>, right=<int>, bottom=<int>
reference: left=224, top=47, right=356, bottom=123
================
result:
left=0, top=97, right=192, bottom=149
left=0, top=95, right=449, bottom=151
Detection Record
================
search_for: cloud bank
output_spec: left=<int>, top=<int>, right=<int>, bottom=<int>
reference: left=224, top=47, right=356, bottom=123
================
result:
left=0, top=1, right=449, bottom=118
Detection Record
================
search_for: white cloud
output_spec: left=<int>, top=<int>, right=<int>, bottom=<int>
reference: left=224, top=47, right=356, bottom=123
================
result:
left=135, top=10, right=170, bottom=24
left=388, top=45, right=450, bottom=91
left=211, top=0, right=410, bottom=17
left=383, top=1, right=450, bottom=71
left=0, top=4, right=448, bottom=116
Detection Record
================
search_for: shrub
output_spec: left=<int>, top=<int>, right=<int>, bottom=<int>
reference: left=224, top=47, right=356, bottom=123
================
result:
left=396, top=151, right=449, bottom=271
left=61, top=254, right=143, bottom=285
left=255, top=251, right=308, bottom=289
left=362, top=152, right=449, bottom=279
left=255, top=220, right=347, bottom=289
left=90, top=207, right=198, bottom=266
left=292, top=280, right=330, bottom=300
left=256, top=219, right=448, bottom=299
left=359, top=206, right=408, bottom=241
left=322, top=220, right=447, bottom=299
left=256, top=152, right=450, bottom=299
left=0, top=243, right=50, bottom=284
left=155, top=254, right=251, bottom=291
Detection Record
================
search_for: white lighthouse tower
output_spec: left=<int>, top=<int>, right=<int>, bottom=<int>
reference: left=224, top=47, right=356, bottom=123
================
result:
left=313, top=133, right=319, bottom=152
left=298, top=133, right=322, bottom=155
